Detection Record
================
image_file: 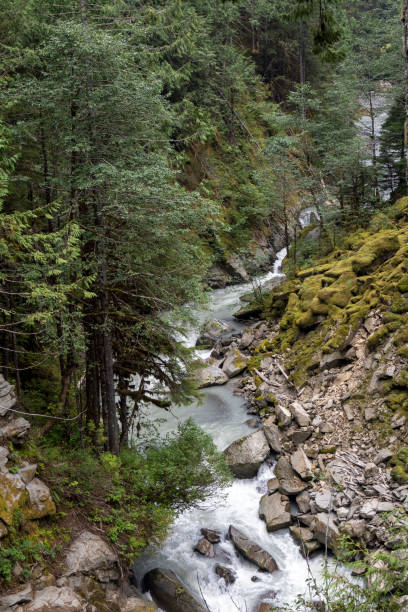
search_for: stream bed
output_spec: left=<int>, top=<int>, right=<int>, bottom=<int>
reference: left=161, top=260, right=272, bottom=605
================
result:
left=134, top=211, right=332, bottom=611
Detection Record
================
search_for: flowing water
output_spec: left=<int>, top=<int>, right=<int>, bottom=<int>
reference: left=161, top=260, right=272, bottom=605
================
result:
left=134, top=212, right=336, bottom=611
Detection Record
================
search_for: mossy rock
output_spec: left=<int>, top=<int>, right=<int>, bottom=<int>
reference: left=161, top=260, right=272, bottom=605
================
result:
left=390, top=447, right=408, bottom=483
left=350, top=231, right=400, bottom=275
left=397, top=275, right=408, bottom=293
left=387, top=390, right=408, bottom=412
left=393, top=369, right=408, bottom=389
left=391, top=196, right=408, bottom=219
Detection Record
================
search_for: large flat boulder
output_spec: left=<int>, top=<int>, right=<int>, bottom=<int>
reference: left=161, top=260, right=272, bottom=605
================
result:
left=289, top=401, right=310, bottom=427
left=224, top=430, right=270, bottom=478
left=274, top=456, right=308, bottom=496
left=222, top=347, right=248, bottom=378
left=196, top=320, right=233, bottom=348
left=64, top=531, right=119, bottom=582
left=143, top=568, right=206, bottom=612
left=196, top=363, right=228, bottom=389
left=259, top=492, right=291, bottom=532
left=22, top=586, right=84, bottom=611
left=228, top=525, right=278, bottom=573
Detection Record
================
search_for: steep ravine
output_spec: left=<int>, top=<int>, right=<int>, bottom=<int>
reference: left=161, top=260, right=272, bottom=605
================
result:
left=134, top=213, right=338, bottom=612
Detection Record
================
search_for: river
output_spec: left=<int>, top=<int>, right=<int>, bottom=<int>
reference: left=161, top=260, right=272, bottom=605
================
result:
left=133, top=209, right=338, bottom=612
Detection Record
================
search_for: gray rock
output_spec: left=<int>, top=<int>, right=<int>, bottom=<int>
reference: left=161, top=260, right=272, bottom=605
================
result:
left=64, top=531, right=118, bottom=582
left=320, top=351, right=350, bottom=371
left=194, top=538, right=215, bottom=558
left=291, top=447, right=313, bottom=481
left=23, top=586, right=84, bottom=611
left=19, top=464, right=37, bottom=484
left=344, top=519, right=366, bottom=539
left=391, top=412, right=407, bottom=429
left=0, top=583, right=33, bottom=609
left=259, top=492, right=292, bottom=532
left=196, top=363, right=228, bottom=388
left=312, top=513, right=339, bottom=553
left=26, top=478, right=56, bottom=520
left=222, top=347, right=248, bottom=378
left=267, top=478, right=279, bottom=494
left=289, top=401, right=310, bottom=427
left=0, top=375, right=17, bottom=416
left=315, top=489, right=334, bottom=513
left=200, top=528, right=220, bottom=543
left=275, top=405, right=292, bottom=427
left=289, top=428, right=313, bottom=445
left=374, top=448, right=393, bottom=465
left=240, top=329, right=255, bottom=350
left=228, top=525, right=278, bottom=573
left=0, top=446, right=9, bottom=471
left=320, top=422, right=335, bottom=434
left=274, top=456, right=308, bottom=496
left=224, top=430, right=270, bottom=478
left=364, top=462, right=379, bottom=479
left=360, top=499, right=379, bottom=519
left=364, top=406, right=377, bottom=422
left=215, top=565, right=236, bottom=585
left=196, top=319, right=233, bottom=348
left=377, top=502, right=396, bottom=513
left=296, top=491, right=311, bottom=514
left=262, top=417, right=282, bottom=453
left=0, top=417, right=30, bottom=443
left=143, top=569, right=206, bottom=612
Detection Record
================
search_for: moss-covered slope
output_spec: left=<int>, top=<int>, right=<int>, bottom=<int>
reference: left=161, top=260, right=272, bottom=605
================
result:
left=248, top=198, right=408, bottom=388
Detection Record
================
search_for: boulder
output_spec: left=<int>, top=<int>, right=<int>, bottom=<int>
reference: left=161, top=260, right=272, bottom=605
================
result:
left=374, top=448, right=393, bottom=465
left=267, top=478, right=279, bottom=494
left=194, top=538, right=215, bottom=558
left=240, top=328, right=255, bottom=350
left=0, top=446, right=9, bottom=471
left=228, top=525, right=278, bottom=573
left=222, top=347, right=248, bottom=378
left=289, top=401, right=310, bottom=427
left=200, top=528, right=220, bottom=543
left=364, top=406, right=377, bottom=422
left=0, top=583, right=33, bottom=609
left=143, top=568, right=206, bottom=612
left=259, top=492, right=291, bottom=532
left=196, top=320, right=233, bottom=348
left=343, top=519, right=366, bottom=539
left=196, top=363, right=228, bottom=389
left=290, top=448, right=313, bottom=481
left=25, top=478, right=56, bottom=520
left=224, top=430, right=270, bottom=478
left=312, top=513, right=339, bottom=553
left=0, top=472, right=28, bottom=525
left=289, top=428, right=313, bottom=445
left=22, top=586, right=84, bottom=611
left=320, top=351, right=350, bottom=371
left=215, top=565, right=236, bottom=585
left=360, top=499, right=379, bottom=519
left=274, top=456, right=308, bottom=496
left=315, top=489, right=334, bottom=513
left=0, top=375, right=17, bottom=416
left=290, top=526, right=320, bottom=556
left=19, top=464, right=37, bottom=484
left=296, top=491, right=311, bottom=514
left=64, top=531, right=119, bottom=582
left=275, top=405, right=292, bottom=427
left=0, top=417, right=30, bottom=444
left=262, top=417, right=282, bottom=453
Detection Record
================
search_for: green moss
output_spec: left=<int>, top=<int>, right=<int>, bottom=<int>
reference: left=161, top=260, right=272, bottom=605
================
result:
left=397, top=275, right=408, bottom=293
left=386, top=390, right=408, bottom=412
left=390, top=447, right=408, bottom=483
left=393, top=369, right=408, bottom=389
left=367, top=324, right=393, bottom=350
